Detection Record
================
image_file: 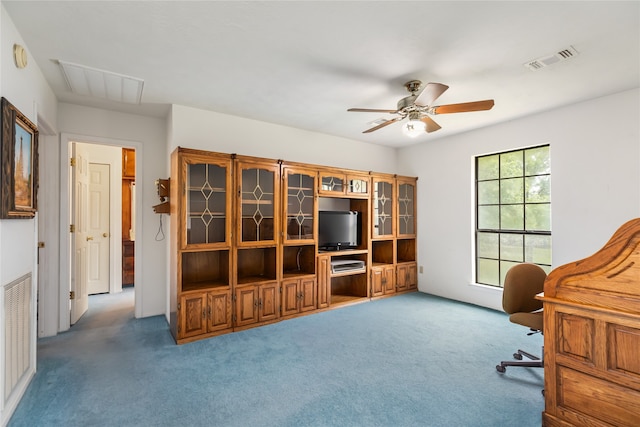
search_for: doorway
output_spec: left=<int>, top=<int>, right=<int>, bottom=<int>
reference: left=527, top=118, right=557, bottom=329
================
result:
left=69, top=141, right=136, bottom=325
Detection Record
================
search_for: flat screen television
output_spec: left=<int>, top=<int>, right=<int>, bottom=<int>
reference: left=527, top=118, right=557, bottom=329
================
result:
left=318, top=210, right=360, bottom=251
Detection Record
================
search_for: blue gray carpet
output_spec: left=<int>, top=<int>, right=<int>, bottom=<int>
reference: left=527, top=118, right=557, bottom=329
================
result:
left=9, top=289, right=544, bottom=426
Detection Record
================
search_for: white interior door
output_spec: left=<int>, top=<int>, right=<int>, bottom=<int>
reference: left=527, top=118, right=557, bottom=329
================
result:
left=71, top=142, right=89, bottom=324
left=87, top=163, right=111, bottom=294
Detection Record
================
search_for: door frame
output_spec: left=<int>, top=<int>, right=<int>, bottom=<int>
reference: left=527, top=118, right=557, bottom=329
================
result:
left=59, top=133, right=143, bottom=332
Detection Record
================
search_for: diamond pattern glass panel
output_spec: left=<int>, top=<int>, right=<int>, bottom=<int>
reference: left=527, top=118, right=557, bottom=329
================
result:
left=321, top=175, right=344, bottom=192
left=348, top=178, right=368, bottom=194
left=241, top=168, right=275, bottom=242
left=286, top=173, right=314, bottom=240
left=186, top=163, right=226, bottom=244
left=373, top=181, right=393, bottom=236
left=398, top=183, right=415, bottom=235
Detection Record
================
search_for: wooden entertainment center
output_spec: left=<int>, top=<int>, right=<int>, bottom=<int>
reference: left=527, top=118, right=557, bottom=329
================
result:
left=169, top=147, right=417, bottom=344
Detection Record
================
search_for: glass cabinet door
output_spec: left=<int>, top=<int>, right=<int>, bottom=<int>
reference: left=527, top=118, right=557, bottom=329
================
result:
left=184, top=159, right=230, bottom=247
left=237, top=162, right=279, bottom=244
left=319, top=172, right=345, bottom=195
left=284, top=168, right=316, bottom=242
left=347, top=175, right=369, bottom=196
left=372, top=179, right=394, bottom=237
left=397, top=180, right=416, bottom=236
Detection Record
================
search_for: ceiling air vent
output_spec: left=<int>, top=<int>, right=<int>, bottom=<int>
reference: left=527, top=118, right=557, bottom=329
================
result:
left=524, top=46, right=579, bottom=71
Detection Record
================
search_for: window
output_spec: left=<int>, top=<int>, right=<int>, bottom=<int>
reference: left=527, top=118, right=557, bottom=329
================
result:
left=475, top=145, right=551, bottom=287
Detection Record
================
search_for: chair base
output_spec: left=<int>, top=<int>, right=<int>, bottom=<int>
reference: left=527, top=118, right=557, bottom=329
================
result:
left=496, top=348, right=543, bottom=373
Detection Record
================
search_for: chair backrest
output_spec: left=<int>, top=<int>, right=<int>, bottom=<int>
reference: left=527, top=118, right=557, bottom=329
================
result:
left=502, top=263, right=547, bottom=315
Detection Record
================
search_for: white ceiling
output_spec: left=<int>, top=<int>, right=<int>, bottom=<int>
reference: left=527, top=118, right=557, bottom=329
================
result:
left=4, top=1, right=639, bottom=148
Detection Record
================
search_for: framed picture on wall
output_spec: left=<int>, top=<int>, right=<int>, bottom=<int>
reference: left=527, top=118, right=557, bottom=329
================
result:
left=1, top=97, right=39, bottom=219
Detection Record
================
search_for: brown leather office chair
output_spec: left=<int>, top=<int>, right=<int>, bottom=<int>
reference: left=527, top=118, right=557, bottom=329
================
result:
left=496, top=263, right=546, bottom=373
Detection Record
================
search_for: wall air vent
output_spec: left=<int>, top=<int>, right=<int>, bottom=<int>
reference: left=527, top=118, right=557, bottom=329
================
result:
left=524, top=46, right=579, bottom=71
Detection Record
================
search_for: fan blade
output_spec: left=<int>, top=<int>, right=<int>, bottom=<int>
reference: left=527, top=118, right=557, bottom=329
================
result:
left=421, top=116, right=442, bottom=133
left=362, top=117, right=403, bottom=133
left=348, top=108, right=398, bottom=113
left=432, top=100, right=495, bottom=114
left=414, top=82, right=449, bottom=107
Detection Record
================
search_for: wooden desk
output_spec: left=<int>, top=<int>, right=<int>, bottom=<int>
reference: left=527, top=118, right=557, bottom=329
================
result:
left=540, top=218, right=640, bottom=426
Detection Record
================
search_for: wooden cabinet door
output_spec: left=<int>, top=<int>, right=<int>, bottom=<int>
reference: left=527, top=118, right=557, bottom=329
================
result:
left=236, top=160, right=280, bottom=246
left=300, top=278, right=317, bottom=312
left=207, top=290, right=232, bottom=332
left=180, top=152, right=232, bottom=249
left=317, top=255, right=331, bottom=309
left=258, top=282, right=279, bottom=322
left=282, top=277, right=316, bottom=315
left=281, top=279, right=300, bottom=317
left=406, top=263, right=417, bottom=290
left=179, top=293, right=207, bottom=339
left=346, top=174, right=370, bottom=197
left=283, top=167, right=316, bottom=244
left=372, top=177, right=395, bottom=238
left=396, top=263, right=417, bottom=291
left=371, top=268, right=384, bottom=297
left=383, top=266, right=396, bottom=294
left=122, top=148, right=135, bottom=179
left=396, top=178, right=416, bottom=238
left=396, top=264, right=408, bottom=292
left=318, top=171, right=346, bottom=196
left=235, top=286, right=259, bottom=327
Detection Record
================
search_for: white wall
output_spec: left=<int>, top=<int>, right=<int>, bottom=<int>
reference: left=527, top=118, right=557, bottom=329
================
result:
left=57, top=103, right=168, bottom=320
left=397, top=88, right=640, bottom=311
left=168, top=104, right=397, bottom=173
left=0, top=4, right=57, bottom=424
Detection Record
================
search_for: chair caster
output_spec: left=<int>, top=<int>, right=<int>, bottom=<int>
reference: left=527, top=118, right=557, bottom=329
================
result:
left=513, top=352, right=523, bottom=360
left=496, top=364, right=506, bottom=373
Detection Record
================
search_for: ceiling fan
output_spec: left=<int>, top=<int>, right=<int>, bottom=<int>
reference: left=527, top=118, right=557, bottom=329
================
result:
left=348, top=80, right=494, bottom=137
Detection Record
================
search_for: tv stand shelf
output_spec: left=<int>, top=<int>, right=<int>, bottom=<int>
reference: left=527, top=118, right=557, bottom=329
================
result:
left=319, top=249, right=368, bottom=256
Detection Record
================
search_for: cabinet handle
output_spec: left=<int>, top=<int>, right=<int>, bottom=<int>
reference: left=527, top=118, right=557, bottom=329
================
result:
left=202, top=309, right=206, bottom=319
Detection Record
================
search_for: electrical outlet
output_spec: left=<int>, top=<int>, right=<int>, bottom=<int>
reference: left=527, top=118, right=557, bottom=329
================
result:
left=419, top=265, right=424, bottom=274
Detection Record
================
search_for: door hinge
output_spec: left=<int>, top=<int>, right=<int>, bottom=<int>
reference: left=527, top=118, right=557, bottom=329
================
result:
left=177, top=302, right=181, bottom=311
left=38, top=241, right=45, bottom=248
left=70, top=157, right=76, bottom=167
left=70, top=291, right=75, bottom=300
left=70, top=224, right=75, bottom=233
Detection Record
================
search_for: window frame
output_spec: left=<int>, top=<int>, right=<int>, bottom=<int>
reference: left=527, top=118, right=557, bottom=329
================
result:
left=475, top=145, right=551, bottom=287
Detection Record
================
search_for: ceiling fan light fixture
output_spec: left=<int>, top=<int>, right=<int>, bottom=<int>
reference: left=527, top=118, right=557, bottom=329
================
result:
left=402, top=113, right=425, bottom=138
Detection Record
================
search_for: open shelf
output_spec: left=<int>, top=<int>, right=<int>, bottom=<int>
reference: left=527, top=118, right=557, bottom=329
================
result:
left=181, top=250, right=230, bottom=292
left=236, top=247, right=277, bottom=283
left=331, top=273, right=367, bottom=301
left=397, top=238, right=416, bottom=263
left=282, top=244, right=316, bottom=276
left=372, top=240, right=394, bottom=264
